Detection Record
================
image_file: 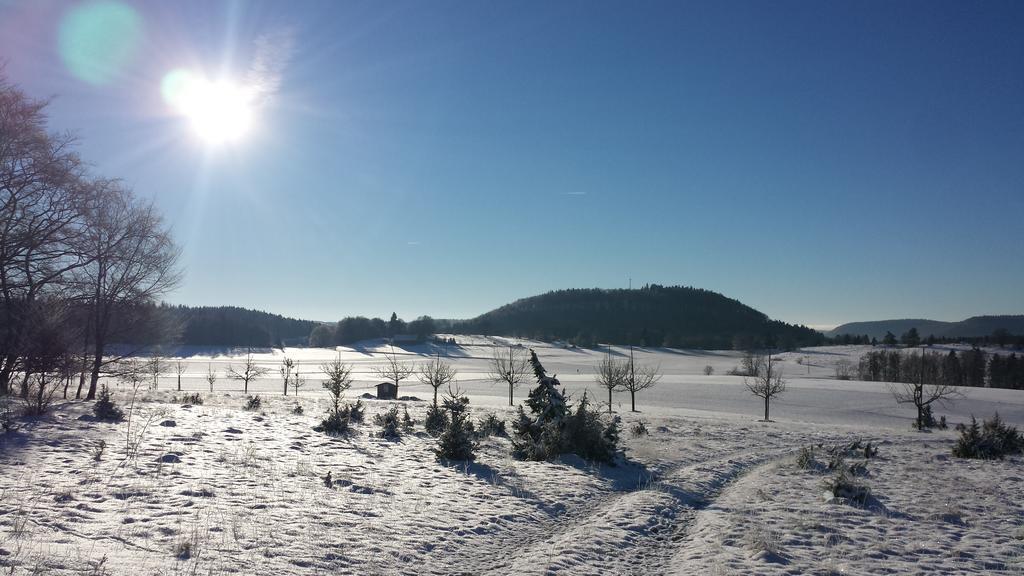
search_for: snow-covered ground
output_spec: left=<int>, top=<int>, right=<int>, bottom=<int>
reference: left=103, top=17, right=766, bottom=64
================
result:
left=2, top=341, right=1023, bottom=574
left=147, top=339, right=1024, bottom=428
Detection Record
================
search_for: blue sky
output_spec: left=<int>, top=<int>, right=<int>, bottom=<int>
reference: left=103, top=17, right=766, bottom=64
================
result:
left=2, top=0, right=1022, bottom=328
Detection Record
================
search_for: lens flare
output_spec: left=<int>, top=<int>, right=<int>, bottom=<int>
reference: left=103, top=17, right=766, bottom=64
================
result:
left=162, top=69, right=255, bottom=145
left=58, top=1, right=142, bottom=85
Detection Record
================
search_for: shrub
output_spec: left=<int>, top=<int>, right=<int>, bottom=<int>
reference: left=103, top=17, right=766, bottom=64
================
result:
left=822, top=464, right=871, bottom=505
left=703, top=365, right=714, bottom=376
left=796, top=445, right=816, bottom=469
left=401, top=405, right=415, bottom=431
left=435, top=391, right=477, bottom=461
left=952, top=413, right=1024, bottom=460
left=424, top=403, right=448, bottom=435
left=91, top=440, right=106, bottom=462
left=343, top=399, right=365, bottom=423
left=563, top=394, right=619, bottom=462
left=23, top=374, right=58, bottom=416
left=243, top=395, right=262, bottom=411
left=173, top=539, right=194, bottom=560
left=318, top=399, right=364, bottom=436
left=0, top=398, right=14, bottom=434
left=93, top=385, right=125, bottom=421
left=918, top=404, right=938, bottom=429
left=630, top=420, right=649, bottom=438
left=477, top=413, right=507, bottom=437
left=374, top=406, right=402, bottom=439
left=291, top=403, right=304, bottom=415
left=319, top=410, right=350, bottom=435
left=181, top=393, right=203, bottom=405
left=863, top=442, right=878, bottom=459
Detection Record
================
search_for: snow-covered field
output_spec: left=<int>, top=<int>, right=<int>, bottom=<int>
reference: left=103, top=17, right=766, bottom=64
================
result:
left=2, top=340, right=1023, bottom=574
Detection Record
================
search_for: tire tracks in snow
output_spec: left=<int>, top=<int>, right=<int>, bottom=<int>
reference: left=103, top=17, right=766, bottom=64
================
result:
left=442, top=444, right=796, bottom=575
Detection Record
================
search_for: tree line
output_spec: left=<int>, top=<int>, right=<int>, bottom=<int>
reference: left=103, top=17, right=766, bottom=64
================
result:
left=309, top=312, right=440, bottom=347
left=856, top=349, right=1024, bottom=390
left=829, top=326, right=1024, bottom=349
left=167, top=304, right=315, bottom=348
left=0, top=75, right=180, bottom=402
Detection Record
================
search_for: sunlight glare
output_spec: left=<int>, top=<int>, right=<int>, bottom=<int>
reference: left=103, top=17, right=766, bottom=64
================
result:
left=162, top=68, right=255, bottom=146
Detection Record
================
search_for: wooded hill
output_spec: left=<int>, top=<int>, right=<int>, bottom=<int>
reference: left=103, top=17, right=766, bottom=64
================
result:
left=829, top=315, right=1024, bottom=340
left=451, top=285, right=823, bottom=349
left=162, top=305, right=317, bottom=348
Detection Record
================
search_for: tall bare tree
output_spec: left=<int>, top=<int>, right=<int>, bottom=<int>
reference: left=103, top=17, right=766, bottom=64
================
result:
left=0, top=77, right=92, bottom=395
left=488, top=345, right=529, bottom=406
left=226, top=350, right=269, bottom=394
left=595, top=353, right=628, bottom=413
left=418, top=355, right=457, bottom=407
left=889, top=350, right=962, bottom=430
left=745, top=353, right=785, bottom=421
left=79, top=182, right=181, bottom=399
left=372, top=346, right=414, bottom=397
left=622, top=347, right=660, bottom=412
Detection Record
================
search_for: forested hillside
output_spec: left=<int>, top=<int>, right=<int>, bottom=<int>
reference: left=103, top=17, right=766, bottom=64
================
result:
left=830, top=315, right=1024, bottom=340
left=163, top=305, right=316, bottom=348
left=452, top=285, right=823, bottom=349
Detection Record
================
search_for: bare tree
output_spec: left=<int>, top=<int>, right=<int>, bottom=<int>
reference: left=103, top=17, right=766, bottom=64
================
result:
left=291, top=361, right=305, bottom=396
left=226, top=350, right=269, bottom=394
left=0, top=77, right=92, bottom=395
left=280, top=357, right=294, bottom=396
left=595, top=354, right=628, bottom=413
left=114, top=358, right=159, bottom=461
left=834, top=359, right=854, bottom=380
left=745, top=353, right=785, bottom=422
left=622, top=347, right=660, bottom=412
left=889, top=351, right=962, bottom=430
left=739, top=352, right=762, bottom=377
left=488, top=345, right=529, bottom=406
left=205, top=364, right=217, bottom=393
left=320, top=355, right=354, bottom=415
left=174, top=359, right=185, bottom=391
left=372, top=346, right=414, bottom=397
left=146, top=354, right=164, bottom=391
left=418, top=355, right=457, bottom=407
left=79, top=181, right=181, bottom=399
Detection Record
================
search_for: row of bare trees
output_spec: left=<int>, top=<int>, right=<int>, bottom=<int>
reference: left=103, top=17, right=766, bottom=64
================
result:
left=594, top=347, right=660, bottom=412
left=1, top=75, right=180, bottom=404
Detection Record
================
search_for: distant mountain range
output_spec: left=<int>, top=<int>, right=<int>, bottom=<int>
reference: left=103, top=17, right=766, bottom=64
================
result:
left=452, top=285, right=823, bottom=349
left=828, top=316, right=1024, bottom=339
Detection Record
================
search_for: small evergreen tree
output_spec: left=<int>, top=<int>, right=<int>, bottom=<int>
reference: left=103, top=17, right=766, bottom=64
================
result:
left=93, top=385, right=124, bottom=421
left=435, top=388, right=477, bottom=461
left=953, top=413, right=1023, bottom=460
left=319, top=355, right=355, bottom=435
left=512, top=349, right=619, bottom=463
left=374, top=406, right=402, bottom=439
left=424, top=403, right=449, bottom=435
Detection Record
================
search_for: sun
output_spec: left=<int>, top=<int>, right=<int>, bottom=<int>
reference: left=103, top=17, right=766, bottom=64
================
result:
left=162, top=69, right=256, bottom=145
